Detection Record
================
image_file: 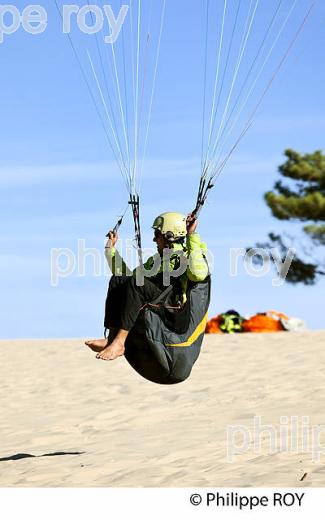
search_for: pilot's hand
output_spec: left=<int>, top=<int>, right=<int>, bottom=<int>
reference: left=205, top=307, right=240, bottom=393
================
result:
left=106, top=231, right=118, bottom=248
left=186, top=214, right=198, bottom=234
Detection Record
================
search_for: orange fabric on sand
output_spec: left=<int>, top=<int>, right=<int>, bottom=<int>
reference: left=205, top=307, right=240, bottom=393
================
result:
left=205, top=316, right=222, bottom=334
left=242, top=314, right=285, bottom=333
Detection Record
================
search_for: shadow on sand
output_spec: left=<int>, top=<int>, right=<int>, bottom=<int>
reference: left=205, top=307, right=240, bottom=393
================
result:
left=0, top=451, right=85, bottom=462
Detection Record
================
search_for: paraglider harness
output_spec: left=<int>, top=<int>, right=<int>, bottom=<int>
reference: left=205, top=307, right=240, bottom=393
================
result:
left=124, top=272, right=211, bottom=385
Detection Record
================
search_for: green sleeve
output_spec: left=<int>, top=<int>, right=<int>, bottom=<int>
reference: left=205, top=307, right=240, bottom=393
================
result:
left=186, top=233, right=209, bottom=282
left=104, top=247, right=132, bottom=276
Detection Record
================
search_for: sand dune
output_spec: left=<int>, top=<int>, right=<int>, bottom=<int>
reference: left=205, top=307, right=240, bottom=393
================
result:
left=1, top=331, right=325, bottom=487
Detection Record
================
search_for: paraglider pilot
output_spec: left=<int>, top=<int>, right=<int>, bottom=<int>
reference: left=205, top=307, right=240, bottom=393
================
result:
left=85, top=212, right=208, bottom=360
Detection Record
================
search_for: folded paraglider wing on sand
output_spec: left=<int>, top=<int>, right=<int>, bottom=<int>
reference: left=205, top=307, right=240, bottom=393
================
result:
left=206, top=310, right=306, bottom=334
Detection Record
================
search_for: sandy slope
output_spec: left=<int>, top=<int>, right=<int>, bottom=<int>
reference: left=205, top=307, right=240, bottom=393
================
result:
left=1, top=332, right=325, bottom=487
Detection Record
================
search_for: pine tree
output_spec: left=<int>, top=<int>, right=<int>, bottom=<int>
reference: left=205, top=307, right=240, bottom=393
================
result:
left=256, top=149, right=325, bottom=284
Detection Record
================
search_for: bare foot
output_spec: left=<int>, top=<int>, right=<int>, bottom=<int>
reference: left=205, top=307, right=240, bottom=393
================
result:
left=85, top=338, right=108, bottom=353
left=96, top=340, right=125, bottom=361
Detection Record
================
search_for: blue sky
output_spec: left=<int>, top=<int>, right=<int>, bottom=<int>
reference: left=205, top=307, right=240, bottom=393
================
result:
left=0, top=0, right=324, bottom=338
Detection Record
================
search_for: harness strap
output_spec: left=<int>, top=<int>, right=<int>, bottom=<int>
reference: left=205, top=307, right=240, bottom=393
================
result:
left=150, top=284, right=174, bottom=305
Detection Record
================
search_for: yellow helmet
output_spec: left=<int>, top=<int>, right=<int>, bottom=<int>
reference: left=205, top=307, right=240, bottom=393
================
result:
left=152, top=212, right=187, bottom=241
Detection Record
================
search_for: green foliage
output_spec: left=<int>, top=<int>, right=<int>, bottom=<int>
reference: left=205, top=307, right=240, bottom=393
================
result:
left=304, top=224, right=325, bottom=246
left=256, top=149, right=325, bottom=284
left=265, top=149, right=325, bottom=223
